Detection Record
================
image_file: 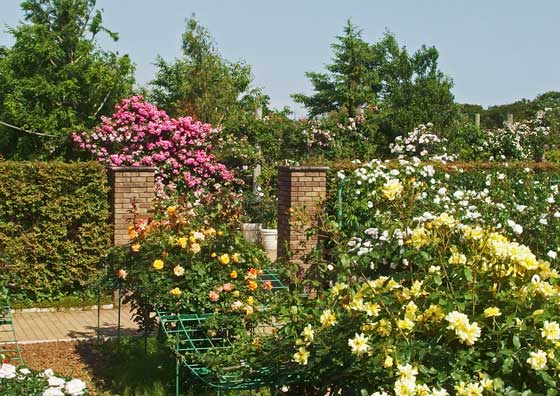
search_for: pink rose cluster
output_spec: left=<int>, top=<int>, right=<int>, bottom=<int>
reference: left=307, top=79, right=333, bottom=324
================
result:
left=72, top=96, right=233, bottom=190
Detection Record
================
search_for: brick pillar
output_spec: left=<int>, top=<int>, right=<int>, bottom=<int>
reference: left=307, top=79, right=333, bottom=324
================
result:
left=108, top=167, right=157, bottom=246
left=277, top=166, right=329, bottom=261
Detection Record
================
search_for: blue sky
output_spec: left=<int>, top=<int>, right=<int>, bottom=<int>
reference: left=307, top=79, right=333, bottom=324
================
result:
left=1, top=0, right=559, bottom=116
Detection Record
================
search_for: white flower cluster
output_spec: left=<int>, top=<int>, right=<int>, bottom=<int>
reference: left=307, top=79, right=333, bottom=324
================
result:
left=484, top=110, right=551, bottom=161
left=0, top=364, right=87, bottom=396
left=341, top=158, right=560, bottom=267
left=390, top=123, right=455, bottom=162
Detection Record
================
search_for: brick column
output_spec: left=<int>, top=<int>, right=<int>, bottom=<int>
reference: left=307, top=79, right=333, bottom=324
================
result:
left=108, top=167, right=157, bottom=246
left=277, top=166, right=329, bottom=261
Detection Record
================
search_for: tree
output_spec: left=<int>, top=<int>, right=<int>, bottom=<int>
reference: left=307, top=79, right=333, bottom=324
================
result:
left=293, top=22, right=457, bottom=141
left=150, top=17, right=267, bottom=125
left=292, top=20, right=380, bottom=117
left=377, top=36, right=457, bottom=138
left=0, top=0, right=135, bottom=159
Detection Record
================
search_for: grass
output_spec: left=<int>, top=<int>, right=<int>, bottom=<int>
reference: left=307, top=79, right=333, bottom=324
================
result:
left=91, top=337, right=269, bottom=396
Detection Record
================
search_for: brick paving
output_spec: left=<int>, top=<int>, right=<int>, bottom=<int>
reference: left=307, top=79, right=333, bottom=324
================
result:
left=0, top=307, right=139, bottom=344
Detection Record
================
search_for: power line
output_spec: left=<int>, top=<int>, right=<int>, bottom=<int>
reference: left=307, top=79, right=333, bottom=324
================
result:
left=0, top=120, right=61, bottom=138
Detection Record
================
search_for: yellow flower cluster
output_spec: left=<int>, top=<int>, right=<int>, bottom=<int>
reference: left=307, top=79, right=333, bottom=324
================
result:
left=445, top=311, right=481, bottom=346
left=408, top=227, right=429, bottom=249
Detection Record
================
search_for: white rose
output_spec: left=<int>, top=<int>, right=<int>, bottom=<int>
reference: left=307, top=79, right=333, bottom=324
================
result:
left=65, top=378, right=87, bottom=396
left=42, top=388, right=64, bottom=396
left=0, top=363, right=16, bottom=379
left=48, top=376, right=66, bottom=387
left=547, top=250, right=557, bottom=260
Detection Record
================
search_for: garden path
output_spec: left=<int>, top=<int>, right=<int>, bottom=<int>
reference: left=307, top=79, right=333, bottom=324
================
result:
left=1, top=307, right=138, bottom=344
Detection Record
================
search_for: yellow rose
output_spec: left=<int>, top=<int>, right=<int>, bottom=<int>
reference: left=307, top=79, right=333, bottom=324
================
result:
left=190, top=243, right=201, bottom=254
left=483, top=307, right=502, bottom=318
left=177, top=236, right=188, bottom=249
left=219, top=254, right=230, bottom=265
left=152, top=259, right=164, bottom=270
left=232, top=253, right=240, bottom=263
left=131, top=243, right=141, bottom=252
left=166, top=206, right=177, bottom=216
left=382, top=179, right=403, bottom=201
left=170, top=287, right=182, bottom=297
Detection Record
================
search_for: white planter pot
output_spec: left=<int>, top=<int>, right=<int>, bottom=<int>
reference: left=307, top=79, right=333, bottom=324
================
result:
left=241, top=223, right=262, bottom=244
left=260, top=228, right=278, bottom=251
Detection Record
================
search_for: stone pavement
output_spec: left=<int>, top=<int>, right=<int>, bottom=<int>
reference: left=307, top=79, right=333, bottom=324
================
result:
left=0, top=307, right=139, bottom=344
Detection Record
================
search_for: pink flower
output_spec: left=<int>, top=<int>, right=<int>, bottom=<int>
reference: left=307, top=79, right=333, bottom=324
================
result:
left=209, top=291, right=220, bottom=302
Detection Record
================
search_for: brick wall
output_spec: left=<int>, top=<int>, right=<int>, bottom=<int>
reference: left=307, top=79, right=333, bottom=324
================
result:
left=108, top=167, right=157, bottom=246
left=277, top=166, right=329, bottom=261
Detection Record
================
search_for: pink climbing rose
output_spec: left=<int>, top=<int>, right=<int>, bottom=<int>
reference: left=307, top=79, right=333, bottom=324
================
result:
left=72, top=96, right=233, bottom=192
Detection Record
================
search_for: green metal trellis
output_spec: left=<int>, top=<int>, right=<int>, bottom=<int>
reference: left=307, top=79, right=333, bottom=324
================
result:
left=0, top=287, right=23, bottom=365
left=156, top=271, right=291, bottom=396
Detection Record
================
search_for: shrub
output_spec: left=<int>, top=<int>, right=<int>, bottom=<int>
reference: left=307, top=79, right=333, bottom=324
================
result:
left=0, top=362, right=88, bottom=396
left=72, top=96, right=234, bottom=197
left=105, top=202, right=285, bottom=333
left=0, top=161, right=110, bottom=303
left=213, top=159, right=560, bottom=395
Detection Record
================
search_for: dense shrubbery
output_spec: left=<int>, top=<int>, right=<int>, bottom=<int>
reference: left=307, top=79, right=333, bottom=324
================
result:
left=200, top=158, right=560, bottom=395
left=0, top=161, right=110, bottom=303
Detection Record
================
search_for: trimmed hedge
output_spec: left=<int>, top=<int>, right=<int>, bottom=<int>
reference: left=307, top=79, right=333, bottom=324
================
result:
left=0, top=161, right=111, bottom=303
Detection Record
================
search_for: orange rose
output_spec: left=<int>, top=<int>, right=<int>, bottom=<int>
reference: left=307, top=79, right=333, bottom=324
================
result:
left=247, top=280, right=258, bottom=291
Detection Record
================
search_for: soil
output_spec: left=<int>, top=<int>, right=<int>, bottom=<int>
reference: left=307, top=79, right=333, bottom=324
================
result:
left=20, top=341, right=108, bottom=396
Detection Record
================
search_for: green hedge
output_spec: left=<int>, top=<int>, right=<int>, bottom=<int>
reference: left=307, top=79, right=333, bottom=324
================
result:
left=0, top=161, right=111, bottom=303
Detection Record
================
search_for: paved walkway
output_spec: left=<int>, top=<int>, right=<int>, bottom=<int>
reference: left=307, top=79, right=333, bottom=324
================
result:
left=0, top=307, right=139, bottom=344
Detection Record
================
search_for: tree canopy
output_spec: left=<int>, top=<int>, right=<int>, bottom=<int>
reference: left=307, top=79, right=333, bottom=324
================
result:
left=0, top=0, right=135, bottom=159
left=149, top=17, right=268, bottom=126
left=293, top=21, right=457, bottom=137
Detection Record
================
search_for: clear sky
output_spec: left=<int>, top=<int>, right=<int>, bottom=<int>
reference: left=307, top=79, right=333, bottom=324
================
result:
left=1, top=0, right=559, bottom=116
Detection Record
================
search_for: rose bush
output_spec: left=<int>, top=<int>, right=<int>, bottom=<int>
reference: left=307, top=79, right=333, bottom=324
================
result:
left=72, top=96, right=234, bottom=197
left=0, top=363, right=87, bottom=396
left=194, top=158, right=560, bottom=395
left=105, top=199, right=287, bottom=334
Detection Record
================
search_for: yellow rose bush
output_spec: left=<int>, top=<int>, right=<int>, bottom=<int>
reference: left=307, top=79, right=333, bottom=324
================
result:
left=216, top=160, right=560, bottom=395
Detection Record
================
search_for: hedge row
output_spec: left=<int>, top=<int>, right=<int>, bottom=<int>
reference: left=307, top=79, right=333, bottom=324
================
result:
left=0, top=161, right=111, bottom=303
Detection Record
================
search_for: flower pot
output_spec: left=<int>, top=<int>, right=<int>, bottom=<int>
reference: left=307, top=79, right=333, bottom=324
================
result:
left=241, top=223, right=262, bottom=244
left=260, top=228, right=278, bottom=252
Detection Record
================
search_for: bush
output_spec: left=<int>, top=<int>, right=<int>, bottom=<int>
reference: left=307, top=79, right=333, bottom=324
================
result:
left=105, top=202, right=285, bottom=333
left=0, top=362, right=88, bottom=396
left=72, top=96, right=234, bottom=197
left=213, top=159, right=560, bottom=395
left=0, top=161, right=110, bottom=303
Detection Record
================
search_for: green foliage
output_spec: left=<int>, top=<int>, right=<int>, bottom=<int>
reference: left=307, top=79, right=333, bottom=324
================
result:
left=0, top=0, right=135, bottom=160
left=209, top=159, right=560, bottom=395
left=460, top=91, right=560, bottom=130
left=292, top=20, right=379, bottom=117
left=293, top=21, right=457, bottom=142
left=149, top=17, right=267, bottom=125
left=0, top=161, right=111, bottom=303
left=445, top=123, right=490, bottom=161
